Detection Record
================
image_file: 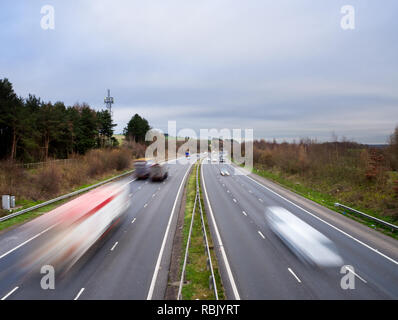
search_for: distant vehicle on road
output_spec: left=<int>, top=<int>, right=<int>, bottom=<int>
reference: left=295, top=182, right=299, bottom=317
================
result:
left=150, top=163, right=168, bottom=182
left=133, top=158, right=153, bottom=179
left=265, top=206, right=343, bottom=267
left=220, top=168, right=230, bottom=176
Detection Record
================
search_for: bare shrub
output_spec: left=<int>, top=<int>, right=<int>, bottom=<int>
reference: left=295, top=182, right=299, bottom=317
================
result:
left=112, top=149, right=131, bottom=171
left=0, top=144, right=144, bottom=208
left=0, top=161, right=26, bottom=196
left=35, top=165, right=62, bottom=197
left=252, top=138, right=398, bottom=221
left=125, top=140, right=146, bottom=159
left=64, top=160, right=88, bottom=187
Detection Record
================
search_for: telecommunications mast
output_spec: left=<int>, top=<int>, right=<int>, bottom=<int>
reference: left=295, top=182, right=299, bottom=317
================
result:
left=104, top=89, right=114, bottom=116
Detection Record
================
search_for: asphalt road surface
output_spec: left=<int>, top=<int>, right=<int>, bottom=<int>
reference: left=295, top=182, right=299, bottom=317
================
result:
left=0, top=159, right=192, bottom=300
left=201, top=159, right=398, bottom=299
left=0, top=155, right=397, bottom=300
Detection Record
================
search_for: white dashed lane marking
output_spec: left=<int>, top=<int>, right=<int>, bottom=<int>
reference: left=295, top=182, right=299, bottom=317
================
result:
left=288, top=268, right=302, bottom=283
left=1, top=287, right=19, bottom=300
left=111, top=242, right=119, bottom=251
left=74, top=288, right=85, bottom=300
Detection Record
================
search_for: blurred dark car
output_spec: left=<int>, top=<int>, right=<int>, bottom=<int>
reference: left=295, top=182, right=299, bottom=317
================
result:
left=150, top=163, right=168, bottom=182
left=133, top=158, right=153, bottom=179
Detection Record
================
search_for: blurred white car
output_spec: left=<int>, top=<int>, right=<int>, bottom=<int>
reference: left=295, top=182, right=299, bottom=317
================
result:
left=265, top=207, right=343, bottom=267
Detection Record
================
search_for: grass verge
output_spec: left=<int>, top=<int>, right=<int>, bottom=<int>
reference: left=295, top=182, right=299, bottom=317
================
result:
left=180, top=162, right=225, bottom=300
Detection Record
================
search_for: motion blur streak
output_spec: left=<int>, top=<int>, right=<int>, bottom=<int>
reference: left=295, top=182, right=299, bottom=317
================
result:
left=19, top=181, right=131, bottom=275
left=266, top=207, right=344, bottom=268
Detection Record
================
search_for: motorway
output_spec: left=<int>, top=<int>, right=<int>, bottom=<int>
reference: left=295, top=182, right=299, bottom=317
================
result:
left=0, top=159, right=192, bottom=300
left=201, top=159, right=398, bottom=299
left=0, top=155, right=397, bottom=300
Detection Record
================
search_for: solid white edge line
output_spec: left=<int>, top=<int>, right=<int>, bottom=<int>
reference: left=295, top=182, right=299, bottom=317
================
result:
left=232, top=165, right=398, bottom=266
left=0, top=178, right=137, bottom=261
left=288, top=268, right=302, bottom=283
left=146, top=163, right=192, bottom=300
left=74, top=288, right=85, bottom=300
left=202, top=162, right=241, bottom=300
left=1, top=286, right=19, bottom=300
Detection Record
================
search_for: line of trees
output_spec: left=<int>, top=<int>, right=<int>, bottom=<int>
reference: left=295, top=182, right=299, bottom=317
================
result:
left=250, top=130, right=398, bottom=219
left=0, top=78, right=117, bottom=162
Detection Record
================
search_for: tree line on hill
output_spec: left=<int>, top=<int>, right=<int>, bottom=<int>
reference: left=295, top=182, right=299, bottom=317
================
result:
left=0, top=78, right=118, bottom=162
left=0, top=78, right=155, bottom=163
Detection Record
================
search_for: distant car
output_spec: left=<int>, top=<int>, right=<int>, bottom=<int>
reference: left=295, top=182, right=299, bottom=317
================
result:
left=220, top=157, right=225, bottom=163
left=265, top=207, right=343, bottom=267
left=220, top=169, right=230, bottom=176
left=211, top=157, right=218, bottom=163
left=150, top=163, right=168, bottom=182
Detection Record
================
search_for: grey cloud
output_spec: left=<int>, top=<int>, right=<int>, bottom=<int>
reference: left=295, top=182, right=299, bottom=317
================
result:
left=1, top=0, right=397, bottom=143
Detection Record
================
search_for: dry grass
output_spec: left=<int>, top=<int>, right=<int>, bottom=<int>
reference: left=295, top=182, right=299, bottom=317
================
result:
left=250, top=139, right=398, bottom=221
left=0, top=146, right=144, bottom=214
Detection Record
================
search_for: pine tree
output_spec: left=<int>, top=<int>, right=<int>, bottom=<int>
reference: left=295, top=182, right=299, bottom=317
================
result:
left=97, top=110, right=116, bottom=147
left=124, top=114, right=150, bottom=143
left=0, top=78, right=24, bottom=160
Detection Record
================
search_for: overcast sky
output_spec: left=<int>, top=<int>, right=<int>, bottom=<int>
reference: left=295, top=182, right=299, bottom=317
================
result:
left=1, top=1, right=397, bottom=143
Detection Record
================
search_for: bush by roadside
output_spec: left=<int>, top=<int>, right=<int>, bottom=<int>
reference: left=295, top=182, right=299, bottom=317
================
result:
left=251, top=138, right=398, bottom=223
left=0, top=146, right=143, bottom=217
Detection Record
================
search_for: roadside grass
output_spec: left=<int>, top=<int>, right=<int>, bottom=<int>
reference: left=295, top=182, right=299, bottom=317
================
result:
left=0, top=148, right=133, bottom=211
left=249, top=166, right=398, bottom=240
left=113, top=134, right=125, bottom=145
left=198, top=165, right=225, bottom=299
left=180, top=163, right=225, bottom=300
left=0, top=168, right=134, bottom=233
